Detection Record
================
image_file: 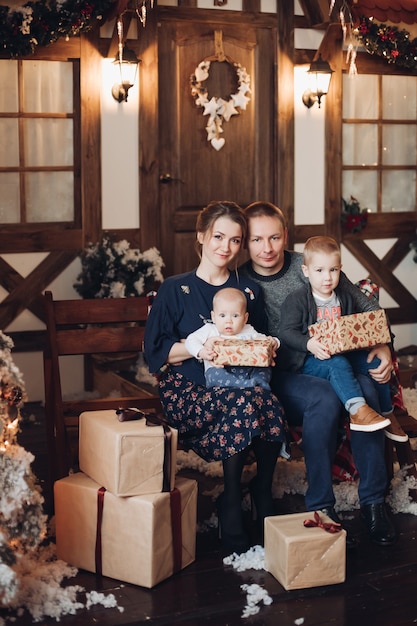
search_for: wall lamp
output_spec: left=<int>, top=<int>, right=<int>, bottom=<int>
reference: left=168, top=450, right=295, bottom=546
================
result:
left=111, top=19, right=140, bottom=103
left=302, top=54, right=334, bottom=109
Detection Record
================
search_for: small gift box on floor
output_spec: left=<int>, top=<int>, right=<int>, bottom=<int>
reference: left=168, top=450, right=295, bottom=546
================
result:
left=308, top=310, right=391, bottom=355
left=264, top=512, right=346, bottom=590
left=79, top=409, right=178, bottom=496
left=54, top=473, right=197, bottom=588
left=212, top=338, right=275, bottom=367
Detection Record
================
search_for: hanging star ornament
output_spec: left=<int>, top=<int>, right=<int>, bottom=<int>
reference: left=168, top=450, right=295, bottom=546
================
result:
left=190, top=59, right=251, bottom=151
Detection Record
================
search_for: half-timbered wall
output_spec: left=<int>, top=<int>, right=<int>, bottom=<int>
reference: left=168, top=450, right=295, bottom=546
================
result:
left=0, top=0, right=415, bottom=401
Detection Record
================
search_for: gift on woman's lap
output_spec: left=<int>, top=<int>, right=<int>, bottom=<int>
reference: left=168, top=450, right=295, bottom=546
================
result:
left=79, top=409, right=177, bottom=496
left=308, top=310, right=390, bottom=355
left=54, top=473, right=197, bottom=588
left=264, top=512, right=346, bottom=590
left=212, top=338, right=275, bottom=367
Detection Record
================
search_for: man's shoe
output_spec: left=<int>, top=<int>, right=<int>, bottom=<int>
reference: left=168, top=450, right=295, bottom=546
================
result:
left=360, top=503, right=396, bottom=546
left=320, top=507, right=358, bottom=549
left=350, top=404, right=391, bottom=432
left=384, top=413, right=409, bottom=443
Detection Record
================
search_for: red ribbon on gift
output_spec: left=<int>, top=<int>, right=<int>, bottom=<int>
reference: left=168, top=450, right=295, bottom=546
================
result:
left=95, top=486, right=106, bottom=575
left=169, top=487, right=182, bottom=573
left=303, top=511, right=342, bottom=534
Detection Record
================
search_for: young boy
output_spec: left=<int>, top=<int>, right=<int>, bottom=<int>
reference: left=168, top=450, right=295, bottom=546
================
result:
left=185, top=287, right=279, bottom=390
left=279, top=235, right=407, bottom=442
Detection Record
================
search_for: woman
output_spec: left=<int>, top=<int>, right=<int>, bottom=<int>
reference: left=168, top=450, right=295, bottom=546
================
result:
left=144, top=200, right=287, bottom=553
left=239, top=201, right=396, bottom=547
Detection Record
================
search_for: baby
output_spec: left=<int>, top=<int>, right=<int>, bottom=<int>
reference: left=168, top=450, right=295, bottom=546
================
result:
left=185, top=287, right=279, bottom=390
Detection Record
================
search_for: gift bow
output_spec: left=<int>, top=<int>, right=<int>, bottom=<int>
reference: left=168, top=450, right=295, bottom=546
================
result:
left=303, top=511, right=343, bottom=534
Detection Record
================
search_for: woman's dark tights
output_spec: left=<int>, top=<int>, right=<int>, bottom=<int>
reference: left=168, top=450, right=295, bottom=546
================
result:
left=219, top=448, right=249, bottom=554
left=219, top=439, right=280, bottom=552
left=250, top=437, right=281, bottom=540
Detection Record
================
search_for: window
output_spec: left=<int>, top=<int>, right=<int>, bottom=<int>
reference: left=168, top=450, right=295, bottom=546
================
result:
left=0, top=59, right=80, bottom=226
left=342, top=73, right=416, bottom=213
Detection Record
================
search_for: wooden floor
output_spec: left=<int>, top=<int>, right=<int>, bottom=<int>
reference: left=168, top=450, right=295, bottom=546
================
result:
left=4, top=403, right=417, bottom=626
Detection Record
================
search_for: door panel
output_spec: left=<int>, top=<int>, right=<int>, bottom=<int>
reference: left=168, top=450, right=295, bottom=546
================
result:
left=158, top=13, right=277, bottom=276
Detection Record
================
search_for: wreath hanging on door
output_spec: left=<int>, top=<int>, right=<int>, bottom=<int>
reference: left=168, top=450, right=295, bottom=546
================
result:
left=190, top=32, right=251, bottom=151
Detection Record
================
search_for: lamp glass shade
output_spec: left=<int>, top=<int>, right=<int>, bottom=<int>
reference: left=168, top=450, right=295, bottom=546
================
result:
left=307, top=54, right=334, bottom=97
left=113, top=45, right=139, bottom=89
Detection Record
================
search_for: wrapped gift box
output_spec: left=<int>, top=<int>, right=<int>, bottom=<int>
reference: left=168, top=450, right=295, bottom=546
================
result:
left=54, top=473, right=197, bottom=588
left=79, top=410, right=178, bottom=496
left=212, top=338, right=275, bottom=367
left=264, top=512, right=346, bottom=590
left=308, top=310, right=390, bottom=355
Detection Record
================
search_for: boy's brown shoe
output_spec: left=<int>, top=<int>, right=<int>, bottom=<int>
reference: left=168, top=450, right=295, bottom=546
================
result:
left=384, top=412, right=409, bottom=443
left=350, top=404, right=391, bottom=432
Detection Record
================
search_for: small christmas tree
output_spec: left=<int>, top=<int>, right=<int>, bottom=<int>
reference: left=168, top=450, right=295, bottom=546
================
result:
left=0, top=331, right=47, bottom=605
left=0, top=331, right=123, bottom=620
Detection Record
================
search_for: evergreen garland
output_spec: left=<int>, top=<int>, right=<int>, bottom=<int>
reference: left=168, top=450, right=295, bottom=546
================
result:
left=0, top=0, right=115, bottom=58
left=356, top=16, right=417, bottom=70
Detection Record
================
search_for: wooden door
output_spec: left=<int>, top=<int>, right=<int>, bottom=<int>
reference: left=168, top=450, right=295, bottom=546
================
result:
left=157, top=8, right=278, bottom=277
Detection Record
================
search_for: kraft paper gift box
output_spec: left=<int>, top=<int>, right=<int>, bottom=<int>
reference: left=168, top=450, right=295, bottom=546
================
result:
left=79, top=409, right=178, bottom=496
left=264, top=512, right=346, bottom=590
left=308, top=310, right=391, bottom=355
left=54, top=472, right=197, bottom=588
left=212, top=338, right=275, bottom=367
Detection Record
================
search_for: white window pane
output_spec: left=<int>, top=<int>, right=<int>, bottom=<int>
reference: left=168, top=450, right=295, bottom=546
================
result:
left=383, top=124, right=416, bottom=165
left=382, top=76, right=416, bottom=120
left=0, top=120, right=19, bottom=166
left=343, top=74, right=378, bottom=119
left=0, top=173, right=20, bottom=222
left=22, top=61, right=73, bottom=113
left=26, top=172, right=74, bottom=222
left=24, top=119, right=73, bottom=166
left=0, top=60, right=18, bottom=112
left=343, top=124, right=377, bottom=165
left=382, top=171, right=416, bottom=212
left=343, top=170, right=377, bottom=212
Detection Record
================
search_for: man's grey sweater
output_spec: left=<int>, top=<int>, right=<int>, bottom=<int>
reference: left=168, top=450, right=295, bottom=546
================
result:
left=239, top=249, right=379, bottom=340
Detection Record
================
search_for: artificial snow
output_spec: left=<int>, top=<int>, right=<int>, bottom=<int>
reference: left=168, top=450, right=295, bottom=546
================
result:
left=223, top=545, right=265, bottom=572
left=240, top=583, right=272, bottom=618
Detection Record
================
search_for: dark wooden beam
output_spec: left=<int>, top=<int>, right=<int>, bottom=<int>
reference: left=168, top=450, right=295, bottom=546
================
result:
left=297, top=0, right=330, bottom=27
left=80, top=31, right=102, bottom=246
left=0, top=251, right=78, bottom=328
left=138, top=4, right=160, bottom=252
left=277, top=0, right=295, bottom=245
left=7, top=330, right=46, bottom=353
left=342, top=237, right=417, bottom=322
left=323, top=23, right=344, bottom=240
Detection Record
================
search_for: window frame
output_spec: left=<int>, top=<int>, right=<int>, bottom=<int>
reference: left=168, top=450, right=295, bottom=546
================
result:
left=342, top=72, right=417, bottom=215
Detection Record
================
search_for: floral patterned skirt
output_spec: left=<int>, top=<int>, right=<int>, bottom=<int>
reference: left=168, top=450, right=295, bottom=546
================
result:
left=158, top=368, right=287, bottom=462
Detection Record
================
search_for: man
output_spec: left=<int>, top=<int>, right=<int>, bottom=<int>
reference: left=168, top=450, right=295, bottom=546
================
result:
left=240, top=201, right=396, bottom=547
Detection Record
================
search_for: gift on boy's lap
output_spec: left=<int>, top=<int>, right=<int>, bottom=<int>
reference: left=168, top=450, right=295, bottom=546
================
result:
left=264, top=512, right=346, bottom=590
left=54, top=408, right=198, bottom=587
left=212, top=338, right=275, bottom=367
left=55, top=473, right=197, bottom=588
left=308, top=310, right=390, bottom=355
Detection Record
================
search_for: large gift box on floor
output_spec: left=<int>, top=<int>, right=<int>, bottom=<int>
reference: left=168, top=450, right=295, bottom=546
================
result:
left=308, top=310, right=390, bottom=355
left=212, top=338, right=275, bottom=367
left=264, top=512, right=346, bottom=590
left=79, top=410, right=178, bottom=496
left=54, top=473, right=197, bottom=588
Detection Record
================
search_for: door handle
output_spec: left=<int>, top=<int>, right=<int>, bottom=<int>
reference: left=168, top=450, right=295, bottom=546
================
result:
left=159, top=173, right=185, bottom=184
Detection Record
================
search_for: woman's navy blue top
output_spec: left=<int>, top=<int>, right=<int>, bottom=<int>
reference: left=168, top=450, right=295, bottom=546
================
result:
left=144, top=269, right=268, bottom=387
